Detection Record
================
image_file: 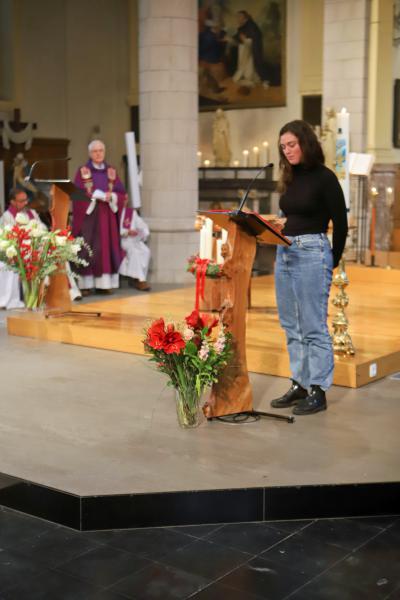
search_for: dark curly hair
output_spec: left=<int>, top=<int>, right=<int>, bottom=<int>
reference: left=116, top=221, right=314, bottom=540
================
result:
left=277, top=120, right=324, bottom=193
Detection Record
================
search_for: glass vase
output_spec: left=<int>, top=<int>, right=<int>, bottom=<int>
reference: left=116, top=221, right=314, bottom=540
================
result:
left=174, top=387, right=203, bottom=429
left=22, top=278, right=46, bottom=311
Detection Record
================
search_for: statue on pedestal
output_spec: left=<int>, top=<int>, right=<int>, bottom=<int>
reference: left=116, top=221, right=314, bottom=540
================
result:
left=212, top=108, right=232, bottom=167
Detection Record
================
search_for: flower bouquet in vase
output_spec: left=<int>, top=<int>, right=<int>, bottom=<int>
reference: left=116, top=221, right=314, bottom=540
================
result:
left=0, top=212, right=90, bottom=310
left=143, top=310, right=232, bottom=428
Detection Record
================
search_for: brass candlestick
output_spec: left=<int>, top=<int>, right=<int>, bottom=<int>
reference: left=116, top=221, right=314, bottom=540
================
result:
left=331, top=257, right=355, bottom=356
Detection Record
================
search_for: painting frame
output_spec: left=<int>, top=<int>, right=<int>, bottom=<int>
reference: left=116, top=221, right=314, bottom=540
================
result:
left=393, top=79, right=400, bottom=148
left=198, top=0, right=286, bottom=111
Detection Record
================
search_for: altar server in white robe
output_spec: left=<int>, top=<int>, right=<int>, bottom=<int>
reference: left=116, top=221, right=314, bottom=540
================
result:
left=119, top=201, right=151, bottom=291
left=0, top=189, right=81, bottom=308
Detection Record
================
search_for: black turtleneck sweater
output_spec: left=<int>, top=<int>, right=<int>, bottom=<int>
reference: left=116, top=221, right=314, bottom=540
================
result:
left=279, top=163, right=348, bottom=268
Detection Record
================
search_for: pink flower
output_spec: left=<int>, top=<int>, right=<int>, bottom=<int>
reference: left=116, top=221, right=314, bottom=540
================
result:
left=199, top=341, right=209, bottom=361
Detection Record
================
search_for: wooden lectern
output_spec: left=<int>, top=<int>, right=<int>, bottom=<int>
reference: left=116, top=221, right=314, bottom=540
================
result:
left=199, top=209, right=291, bottom=419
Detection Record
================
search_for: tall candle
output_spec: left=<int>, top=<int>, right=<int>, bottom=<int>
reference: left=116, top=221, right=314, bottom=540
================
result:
left=262, top=141, right=269, bottom=164
left=386, top=186, right=394, bottom=207
left=204, top=217, right=213, bottom=259
left=336, top=107, right=350, bottom=208
left=221, top=228, right=228, bottom=244
left=199, top=227, right=206, bottom=258
left=337, top=107, right=350, bottom=140
left=252, top=146, right=259, bottom=167
left=216, top=239, right=224, bottom=264
left=242, top=149, right=249, bottom=167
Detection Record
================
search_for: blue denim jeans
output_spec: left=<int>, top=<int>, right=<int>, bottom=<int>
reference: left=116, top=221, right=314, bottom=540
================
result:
left=275, top=233, right=334, bottom=391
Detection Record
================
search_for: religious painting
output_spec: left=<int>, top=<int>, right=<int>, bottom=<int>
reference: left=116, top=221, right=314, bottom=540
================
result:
left=393, top=79, right=400, bottom=148
left=198, top=0, right=286, bottom=111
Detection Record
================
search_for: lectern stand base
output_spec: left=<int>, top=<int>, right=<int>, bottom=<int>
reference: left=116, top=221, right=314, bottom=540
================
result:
left=208, top=410, right=295, bottom=424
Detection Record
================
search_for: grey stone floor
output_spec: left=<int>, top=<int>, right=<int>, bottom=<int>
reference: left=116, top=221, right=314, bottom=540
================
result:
left=0, top=289, right=399, bottom=496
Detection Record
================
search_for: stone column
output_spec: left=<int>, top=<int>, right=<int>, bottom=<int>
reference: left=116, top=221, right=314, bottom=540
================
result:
left=322, top=0, right=370, bottom=152
left=139, top=0, right=198, bottom=283
left=367, top=0, right=394, bottom=161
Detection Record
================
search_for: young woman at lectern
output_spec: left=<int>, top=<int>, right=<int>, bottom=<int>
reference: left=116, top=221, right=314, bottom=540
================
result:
left=270, top=120, right=348, bottom=415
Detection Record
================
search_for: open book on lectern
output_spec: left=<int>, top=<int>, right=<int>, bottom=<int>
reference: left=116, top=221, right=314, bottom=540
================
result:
left=199, top=209, right=292, bottom=246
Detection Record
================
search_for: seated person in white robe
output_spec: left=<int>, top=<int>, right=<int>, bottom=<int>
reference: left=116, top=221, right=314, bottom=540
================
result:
left=119, top=202, right=151, bottom=291
left=0, top=189, right=81, bottom=309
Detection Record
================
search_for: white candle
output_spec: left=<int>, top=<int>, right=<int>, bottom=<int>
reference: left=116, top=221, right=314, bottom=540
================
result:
left=199, top=227, right=206, bottom=258
left=386, top=186, right=394, bottom=207
left=233, top=159, right=239, bottom=167
left=204, top=217, right=213, bottom=259
left=252, top=146, right=259, bottom=167
left=203, top=159, right=211, bottom=168
left=221, top=228, right=228, bottom=244
left=216, top=239, right=224, bottom=264
left=242, top=149, right=249, bottom=167
left=337, top=107, right=350, bottom=140
left=197, top=151, right=202, bottom=167
left=336, top=107, right=350, bottom=209
left=262, top=141, right=269, bottom=165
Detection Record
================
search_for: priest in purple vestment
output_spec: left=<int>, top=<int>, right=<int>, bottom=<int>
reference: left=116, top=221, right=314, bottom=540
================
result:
left=73, top=140, right=126, bottom=294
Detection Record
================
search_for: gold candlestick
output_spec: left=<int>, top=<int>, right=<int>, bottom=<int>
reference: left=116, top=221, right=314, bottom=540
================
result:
left=331, top=257, right=355, bottom=356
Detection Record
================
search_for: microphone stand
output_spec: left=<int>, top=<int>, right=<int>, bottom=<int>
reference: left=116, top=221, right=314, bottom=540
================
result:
left=235, top=162, right=274, bottom=214
left=209, top=161, right=295, bottom=425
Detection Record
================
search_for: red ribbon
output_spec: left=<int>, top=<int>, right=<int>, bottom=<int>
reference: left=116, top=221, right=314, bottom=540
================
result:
left=194, top=258, right=209, bottom=310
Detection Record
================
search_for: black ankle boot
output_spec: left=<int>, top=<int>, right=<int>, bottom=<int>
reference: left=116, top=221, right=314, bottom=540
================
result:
left=293, top=385, right=327, bottom=415
left=270, top=381, right=308, bottom=408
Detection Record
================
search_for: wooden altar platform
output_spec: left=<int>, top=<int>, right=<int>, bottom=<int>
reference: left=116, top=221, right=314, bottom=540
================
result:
left=7, top=264, right=400, bottom=388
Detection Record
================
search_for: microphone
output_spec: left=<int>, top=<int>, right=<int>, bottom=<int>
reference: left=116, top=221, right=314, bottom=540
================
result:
left=237, top=162, right=273, bottom=212
left=25, top=157, right=71, bottom=182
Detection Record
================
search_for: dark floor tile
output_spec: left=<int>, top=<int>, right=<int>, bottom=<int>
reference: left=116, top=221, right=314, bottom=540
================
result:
left=350, top=515, right=399, bottom=531
left=86, top=528, right=193, bottom=561
left=109, top=562, right=207, bottom=599
left=58, top=544, right=151, bottom=588
left=169, top=524, right=224, bottom=539
left=288, top=579, right=369, bottom=600
left=1, top=568, right=123, bottom=600
left=206, top=522, right=292, bottom=555
left=190, top=581, right=265, bottom=599
left=311, top=531, right=400, bottom=598
left=216, top=555, right=309, bottom=600
left=385, top=582, right=400, bottom=599
left=17, top=527, right=102, bottom=568
left=0, top=508, right=56, bottom=550
left=265, top=519, right=313, bottom=534
left=160, top=538, right=251, bottom=581
left=0, top=548, right=47, bottom=592
left=302, top=516, right=385, bottom=551
left=261, top=528, right=349, bottom=578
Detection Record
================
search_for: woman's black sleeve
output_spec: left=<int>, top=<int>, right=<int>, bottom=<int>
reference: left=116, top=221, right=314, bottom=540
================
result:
left=324, top=171, right=348, bottom=268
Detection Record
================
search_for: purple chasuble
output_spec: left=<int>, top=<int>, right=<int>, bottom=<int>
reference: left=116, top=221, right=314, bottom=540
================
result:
left=73, top=160, right=126, bottom=278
